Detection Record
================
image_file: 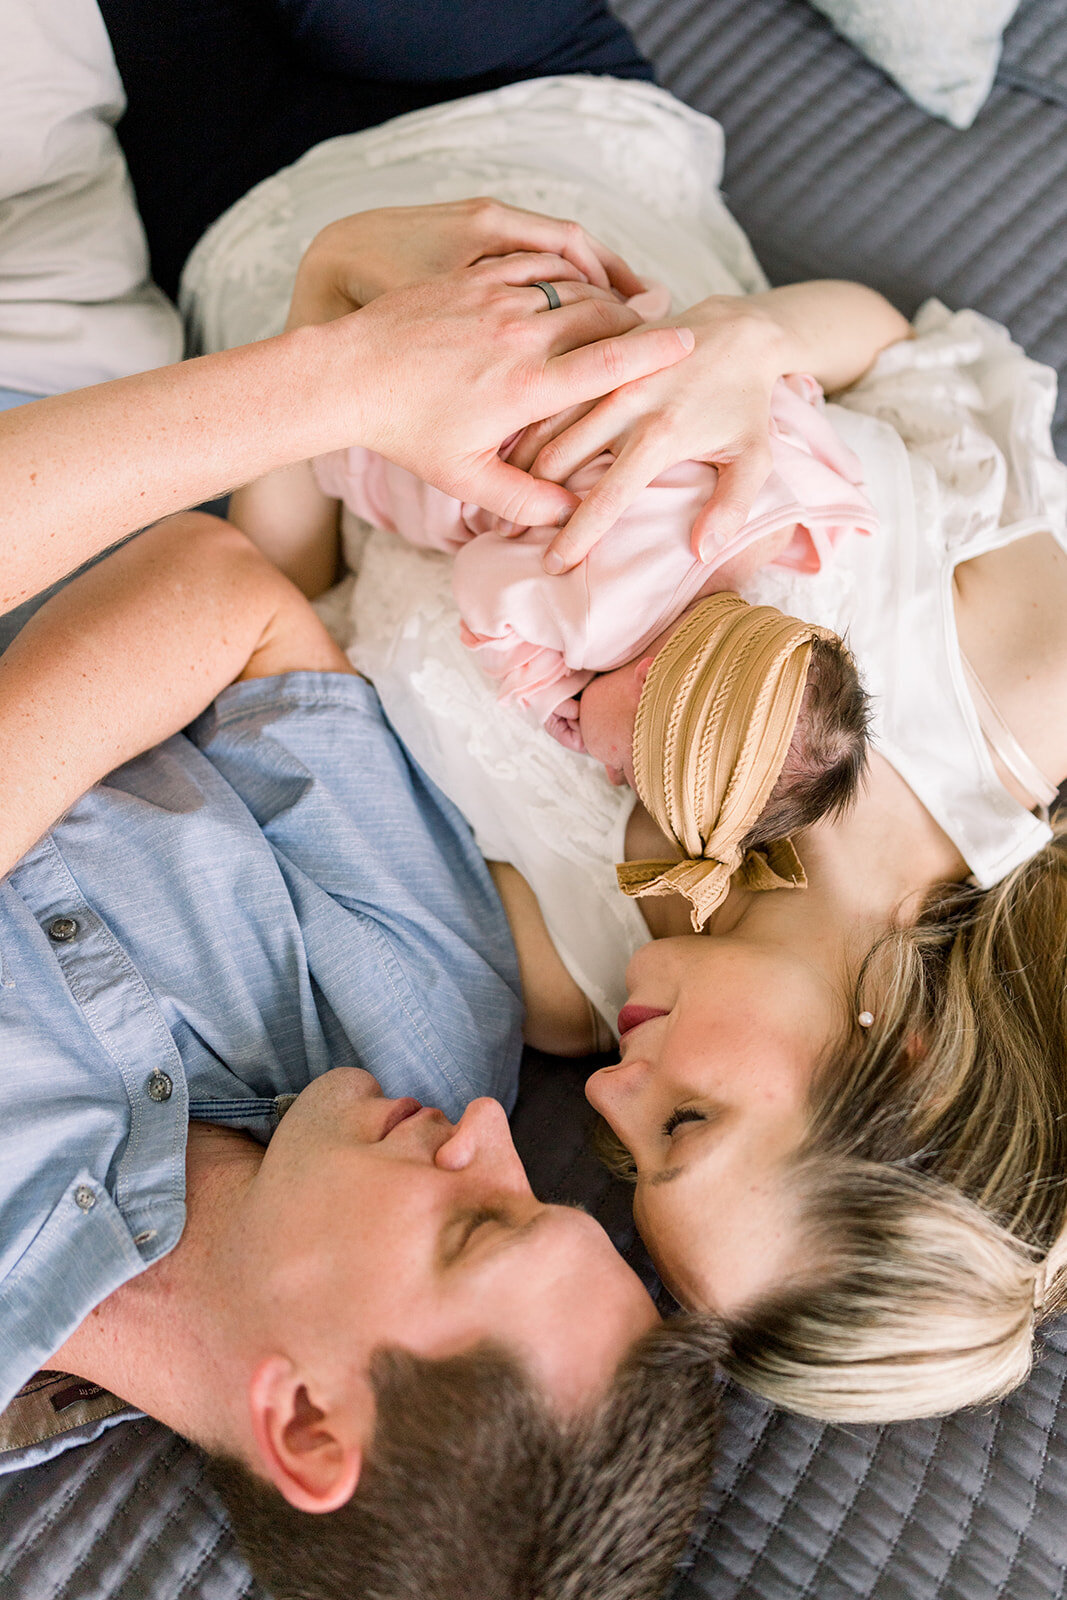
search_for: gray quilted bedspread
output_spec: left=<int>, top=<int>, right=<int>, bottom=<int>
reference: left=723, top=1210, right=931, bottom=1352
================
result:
left=615, top=0, right=1067, bottom=461
left=3, top=0, right=1067, bottom=1594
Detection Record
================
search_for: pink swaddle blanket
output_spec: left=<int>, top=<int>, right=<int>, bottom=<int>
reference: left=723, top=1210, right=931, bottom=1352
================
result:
left=313, top=300, right=877, bottom=743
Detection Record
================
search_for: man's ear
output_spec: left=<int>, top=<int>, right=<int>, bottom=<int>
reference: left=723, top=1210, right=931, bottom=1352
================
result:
left=247, top=1356, right=366, bottom=1513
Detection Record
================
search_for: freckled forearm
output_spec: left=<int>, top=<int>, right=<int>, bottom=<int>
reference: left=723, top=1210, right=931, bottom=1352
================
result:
left=0, top=516, right=332, bottom=876
left=0, top=321, right=370, bottom=616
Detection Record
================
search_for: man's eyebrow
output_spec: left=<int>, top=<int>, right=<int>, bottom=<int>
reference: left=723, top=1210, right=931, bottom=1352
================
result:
left=648, top=1165, right=686, bottom=1187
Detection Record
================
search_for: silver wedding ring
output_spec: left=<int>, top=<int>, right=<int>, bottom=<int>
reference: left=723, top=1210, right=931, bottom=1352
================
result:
left=532, top=279, right=562, bottom=311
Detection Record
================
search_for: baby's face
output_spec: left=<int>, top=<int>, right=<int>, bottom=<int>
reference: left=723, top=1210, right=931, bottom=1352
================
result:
left=577, top=655, right=650, bottom=787
left=578, top=617, right=683, bottom=788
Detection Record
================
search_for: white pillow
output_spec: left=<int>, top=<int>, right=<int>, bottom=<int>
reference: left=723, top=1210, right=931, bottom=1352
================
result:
left=807, top=0, right=1023, bottom=128
left=0, top=0, right=182, bottom=394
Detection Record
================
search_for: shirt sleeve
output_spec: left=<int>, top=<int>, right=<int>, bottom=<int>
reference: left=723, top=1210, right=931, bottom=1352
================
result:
left=188, top=672, right=524, bottom=1116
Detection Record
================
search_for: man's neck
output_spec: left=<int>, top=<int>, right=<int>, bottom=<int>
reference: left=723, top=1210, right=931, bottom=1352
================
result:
left=49, top=1123, right=264, bottom=1459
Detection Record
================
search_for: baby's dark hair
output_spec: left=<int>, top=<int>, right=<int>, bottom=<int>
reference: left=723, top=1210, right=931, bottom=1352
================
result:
left=743, top=634, right=870, bottom=850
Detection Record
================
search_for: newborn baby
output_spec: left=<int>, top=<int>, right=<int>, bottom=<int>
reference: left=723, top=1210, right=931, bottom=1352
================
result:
left=310, top=371, right=872, bottom=927
left=576, top=593, right=865, bottom=824
left=236, top=348, right=872, bottom=929
left=593, top=591, right=867, bottom=928
left=312, top=368, right=878, bottom=755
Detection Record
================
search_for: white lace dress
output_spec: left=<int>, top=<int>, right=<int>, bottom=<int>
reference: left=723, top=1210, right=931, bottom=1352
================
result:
left=182, top=75, right=768, bottom=352
left=181, top=75, right=1067, bottom=1035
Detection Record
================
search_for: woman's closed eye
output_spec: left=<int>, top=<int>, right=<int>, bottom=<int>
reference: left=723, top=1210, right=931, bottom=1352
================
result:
left=661, top=1106, right=708, bottom=1137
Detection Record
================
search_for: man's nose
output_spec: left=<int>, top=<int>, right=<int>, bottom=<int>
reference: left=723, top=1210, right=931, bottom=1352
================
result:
left=435, top=1097, right=532, bottom=1189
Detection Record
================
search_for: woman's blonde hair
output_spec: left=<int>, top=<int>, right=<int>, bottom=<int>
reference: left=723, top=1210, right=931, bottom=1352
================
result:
left=723, top=818, right=1067, bottom=1422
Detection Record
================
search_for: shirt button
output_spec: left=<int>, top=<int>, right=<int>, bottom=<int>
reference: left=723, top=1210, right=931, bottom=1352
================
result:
left=74, top=1185, right=96, bottom=1212
left=147, top=1070, right=173, bottom=1103
left=48, top=916, right=79, bottom=942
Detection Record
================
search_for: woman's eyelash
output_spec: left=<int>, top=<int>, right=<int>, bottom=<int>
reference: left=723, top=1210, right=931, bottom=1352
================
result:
left=662, top=1107, right=706, bottom=1137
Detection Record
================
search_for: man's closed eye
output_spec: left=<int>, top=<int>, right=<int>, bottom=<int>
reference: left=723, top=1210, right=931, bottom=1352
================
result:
left=440, top=1205, right=515, bottom=1267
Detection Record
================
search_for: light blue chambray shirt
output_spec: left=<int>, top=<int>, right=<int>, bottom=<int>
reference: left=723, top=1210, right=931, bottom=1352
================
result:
left=0, top=672, right=523, bottom=1433
left=0, top=388, right=39, bottom=411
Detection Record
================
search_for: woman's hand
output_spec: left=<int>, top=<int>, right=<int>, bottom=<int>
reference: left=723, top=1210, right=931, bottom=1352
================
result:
left=511, top=297, right=784, bottom=570
left=285, top=197, right=647, bottom=329
left=510, top=282, right=912, bottom=572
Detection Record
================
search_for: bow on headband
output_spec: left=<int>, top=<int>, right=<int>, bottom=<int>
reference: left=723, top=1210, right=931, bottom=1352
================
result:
left=617, top=593, right=836, bottom=931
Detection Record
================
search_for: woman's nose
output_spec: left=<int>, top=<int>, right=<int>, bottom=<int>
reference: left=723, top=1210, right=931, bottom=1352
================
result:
left=593, top=1048, right=657, bottom=1085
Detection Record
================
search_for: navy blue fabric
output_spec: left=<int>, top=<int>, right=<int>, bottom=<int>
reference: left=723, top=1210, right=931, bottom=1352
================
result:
left=97, top=0, right=652, bottom=297
left=273, top=0, right=651, bottom=84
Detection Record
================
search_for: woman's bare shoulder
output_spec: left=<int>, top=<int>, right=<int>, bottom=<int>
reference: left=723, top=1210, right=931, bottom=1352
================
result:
left=955, top=531, right=1067, bottom=789
left=487, top=862, right=613, bottom=1057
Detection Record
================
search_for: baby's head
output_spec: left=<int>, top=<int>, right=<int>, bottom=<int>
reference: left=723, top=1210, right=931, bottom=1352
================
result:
left=579, top=594, right=869, bottom=926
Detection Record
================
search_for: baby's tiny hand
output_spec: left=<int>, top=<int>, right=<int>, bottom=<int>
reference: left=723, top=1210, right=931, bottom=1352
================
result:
left=544, top=699, right=586, bottom=752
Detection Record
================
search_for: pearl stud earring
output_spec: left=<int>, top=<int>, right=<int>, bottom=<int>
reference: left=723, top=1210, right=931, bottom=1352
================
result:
left=857, top=1011, right=875, bottom=1028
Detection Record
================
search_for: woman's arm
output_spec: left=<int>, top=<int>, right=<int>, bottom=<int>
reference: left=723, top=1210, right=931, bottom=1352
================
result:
left=488, top=861, right=614, bottom=1057
left=510, top=281, right=911, bottom=572
left=2, top=258, right=692, bottom=616
left=228, top=462, right=342, bottom=599
left=0, top=514, right=351, bottom=878
left=954, top=531, right=1067, bottom=795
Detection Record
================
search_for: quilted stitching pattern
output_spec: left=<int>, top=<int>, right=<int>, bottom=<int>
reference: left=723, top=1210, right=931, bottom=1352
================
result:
left=0, top=1420, right=264, bottom=1599
left=999, top=0, right=1067, bottom=96
left=614, top=0, right=1067, bottom=460
left=668, top=1330, right=1067, bottom=1599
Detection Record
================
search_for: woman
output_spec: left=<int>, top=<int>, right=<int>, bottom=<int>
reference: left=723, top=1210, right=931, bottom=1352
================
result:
left=170, top=44, right=1067, bottom=1423
left=575, top=314, right=1067, bottom=1423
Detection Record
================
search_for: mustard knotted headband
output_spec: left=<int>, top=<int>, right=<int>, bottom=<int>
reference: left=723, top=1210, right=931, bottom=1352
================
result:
left=616, top=592, right=836, bottom=931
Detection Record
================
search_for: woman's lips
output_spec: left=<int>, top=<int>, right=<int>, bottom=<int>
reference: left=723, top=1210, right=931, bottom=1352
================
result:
left=617, top=1004, right=668, bottom=1040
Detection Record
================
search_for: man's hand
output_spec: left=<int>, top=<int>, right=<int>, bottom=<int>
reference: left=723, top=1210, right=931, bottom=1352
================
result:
left=1, top=245, right=691, bottom=607
left=341, top=257, right=694, bottom=529
left=286, top=197, right=647, bottom=329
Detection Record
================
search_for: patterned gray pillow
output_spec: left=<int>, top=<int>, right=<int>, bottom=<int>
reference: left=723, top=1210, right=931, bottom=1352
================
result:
left=807, top=0, right=1022, bottom=126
